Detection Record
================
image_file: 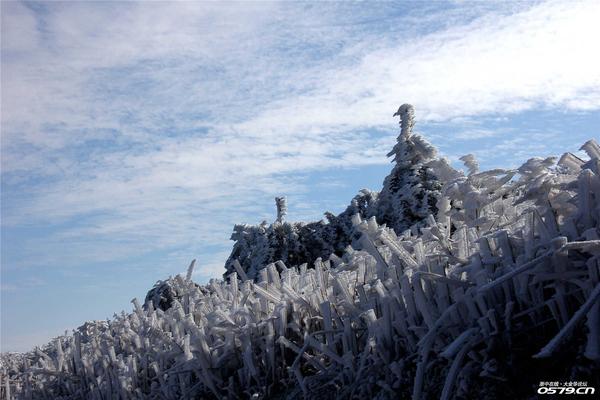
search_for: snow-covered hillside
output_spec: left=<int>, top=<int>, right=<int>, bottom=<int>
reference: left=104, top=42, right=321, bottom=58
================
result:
left=2, top=106, right=599, bottom=399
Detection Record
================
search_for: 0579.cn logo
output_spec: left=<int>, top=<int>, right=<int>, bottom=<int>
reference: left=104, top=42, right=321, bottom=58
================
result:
left=537, top=381, right=595, bottom=395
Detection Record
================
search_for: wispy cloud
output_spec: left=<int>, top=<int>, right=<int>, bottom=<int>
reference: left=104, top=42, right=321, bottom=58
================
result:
left=2, top=1, right=599, bottom=281
left=2, top=0, right=599, bottom=352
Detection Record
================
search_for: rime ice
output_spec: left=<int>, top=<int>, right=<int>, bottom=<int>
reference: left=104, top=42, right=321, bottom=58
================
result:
left=2, top=106, right=600, bottom=399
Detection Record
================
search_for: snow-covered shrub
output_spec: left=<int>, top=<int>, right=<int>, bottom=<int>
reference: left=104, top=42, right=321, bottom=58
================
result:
left=223, top=190, right=379, bottom=280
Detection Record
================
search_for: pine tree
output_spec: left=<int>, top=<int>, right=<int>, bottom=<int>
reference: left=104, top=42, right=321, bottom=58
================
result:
left=376, top=104, right=441, bottom=233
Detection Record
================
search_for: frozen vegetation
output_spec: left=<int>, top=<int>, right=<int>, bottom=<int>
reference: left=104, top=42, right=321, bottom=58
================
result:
left=2, top=105, right=600, bottom=399
left=225, top=105, right=440, bottom=281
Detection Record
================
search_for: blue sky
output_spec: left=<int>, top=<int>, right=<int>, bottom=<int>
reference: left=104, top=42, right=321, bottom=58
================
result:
left=1, top=0, right=599, bottom=352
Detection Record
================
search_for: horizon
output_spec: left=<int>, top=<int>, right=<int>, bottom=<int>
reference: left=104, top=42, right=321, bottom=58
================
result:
left=2, top=0, right=600, bottom=352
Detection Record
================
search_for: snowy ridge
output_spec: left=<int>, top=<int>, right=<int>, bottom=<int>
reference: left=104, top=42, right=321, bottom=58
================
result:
left=2, top=108, right=600, bottom=399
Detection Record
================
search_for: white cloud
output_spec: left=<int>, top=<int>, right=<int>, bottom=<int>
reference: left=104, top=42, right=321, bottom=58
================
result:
left=1, top=0, right=599, bottom=274
left=230, top=0, right=600, bottom=138
left=450, top=129, right=500, bottom=140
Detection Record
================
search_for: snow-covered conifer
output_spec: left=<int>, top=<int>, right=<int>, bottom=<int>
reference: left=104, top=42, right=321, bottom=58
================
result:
left=376, top=104, right=442, bottom=233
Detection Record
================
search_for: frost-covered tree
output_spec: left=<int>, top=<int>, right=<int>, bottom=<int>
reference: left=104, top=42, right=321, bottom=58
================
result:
left=224, top=221, right=276, bottom=279
left=376, top=104, right=442, bottom=233
left=275, top=196, right=287, bottom=223
left=223, top=192, right=377, bottom=279
left=226, top=105, right=443, bottom=278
